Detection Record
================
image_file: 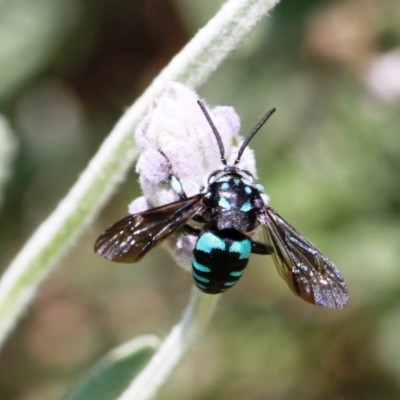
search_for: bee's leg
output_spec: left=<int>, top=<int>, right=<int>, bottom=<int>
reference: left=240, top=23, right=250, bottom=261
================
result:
left=159, top=149, right=188, bottom=200
left=251, top=240, right=274, bottom=255
left=182, top=224, right=201, bottom=237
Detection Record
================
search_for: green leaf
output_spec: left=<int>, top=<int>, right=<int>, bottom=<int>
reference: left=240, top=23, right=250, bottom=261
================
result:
left=62, top=335, right=160, bottom=400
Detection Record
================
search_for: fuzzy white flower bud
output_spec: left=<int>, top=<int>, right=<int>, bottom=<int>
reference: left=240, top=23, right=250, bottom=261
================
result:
left=129, top=82, right=259, bottom=269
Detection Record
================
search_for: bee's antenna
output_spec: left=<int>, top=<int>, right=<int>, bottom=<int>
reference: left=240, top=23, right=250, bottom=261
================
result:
left=234, top=108, right=276, bottom=165
left=197, top=100, right=227, bottom=165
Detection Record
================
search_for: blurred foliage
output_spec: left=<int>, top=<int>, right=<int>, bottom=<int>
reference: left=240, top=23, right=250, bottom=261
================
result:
left=0, top=0, right=400, bottom=399
left=0, top=114, right=17, bottom=207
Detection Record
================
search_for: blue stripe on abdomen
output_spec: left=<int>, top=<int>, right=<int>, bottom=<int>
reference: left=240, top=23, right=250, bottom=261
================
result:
left=229, top=239, right=251, bottom=259
left=192, top=231, right=250, bottom=294
left=192, top=259, right=211, bottom=273
left=195, top=231, right=225, bottom=254
left=192, top=271, right=210, bottom=283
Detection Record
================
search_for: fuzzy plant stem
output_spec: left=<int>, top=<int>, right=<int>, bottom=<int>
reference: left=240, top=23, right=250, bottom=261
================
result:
left=0, top=0, right=280, bottom=348
left=117, top=288, right=219, bottom=400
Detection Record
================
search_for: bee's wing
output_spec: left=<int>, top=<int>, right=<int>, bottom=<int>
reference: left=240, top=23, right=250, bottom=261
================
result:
left=258, top=207, right=348, bottom=309
left=94, top=194, right=204, bottom=263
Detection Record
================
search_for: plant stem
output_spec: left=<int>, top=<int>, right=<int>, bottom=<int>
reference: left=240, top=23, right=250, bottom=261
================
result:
left=117, top=288, right=219, bottom=400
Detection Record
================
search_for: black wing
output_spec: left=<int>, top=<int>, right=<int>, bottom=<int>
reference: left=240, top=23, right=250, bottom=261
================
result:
left=258, top=206, right=348, bottom=309
left=94, top=194, right=204, bottom=263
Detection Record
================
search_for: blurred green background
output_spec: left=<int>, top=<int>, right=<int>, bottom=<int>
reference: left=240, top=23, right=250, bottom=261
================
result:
left=1, top=0, right=400, bottom=399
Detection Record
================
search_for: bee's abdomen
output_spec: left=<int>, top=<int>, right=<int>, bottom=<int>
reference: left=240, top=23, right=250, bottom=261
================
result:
left=191, top=230, right=251, bottom=294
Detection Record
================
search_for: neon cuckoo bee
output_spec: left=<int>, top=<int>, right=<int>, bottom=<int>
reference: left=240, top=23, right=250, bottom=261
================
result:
left=94, top=101, right=348, bottom=309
